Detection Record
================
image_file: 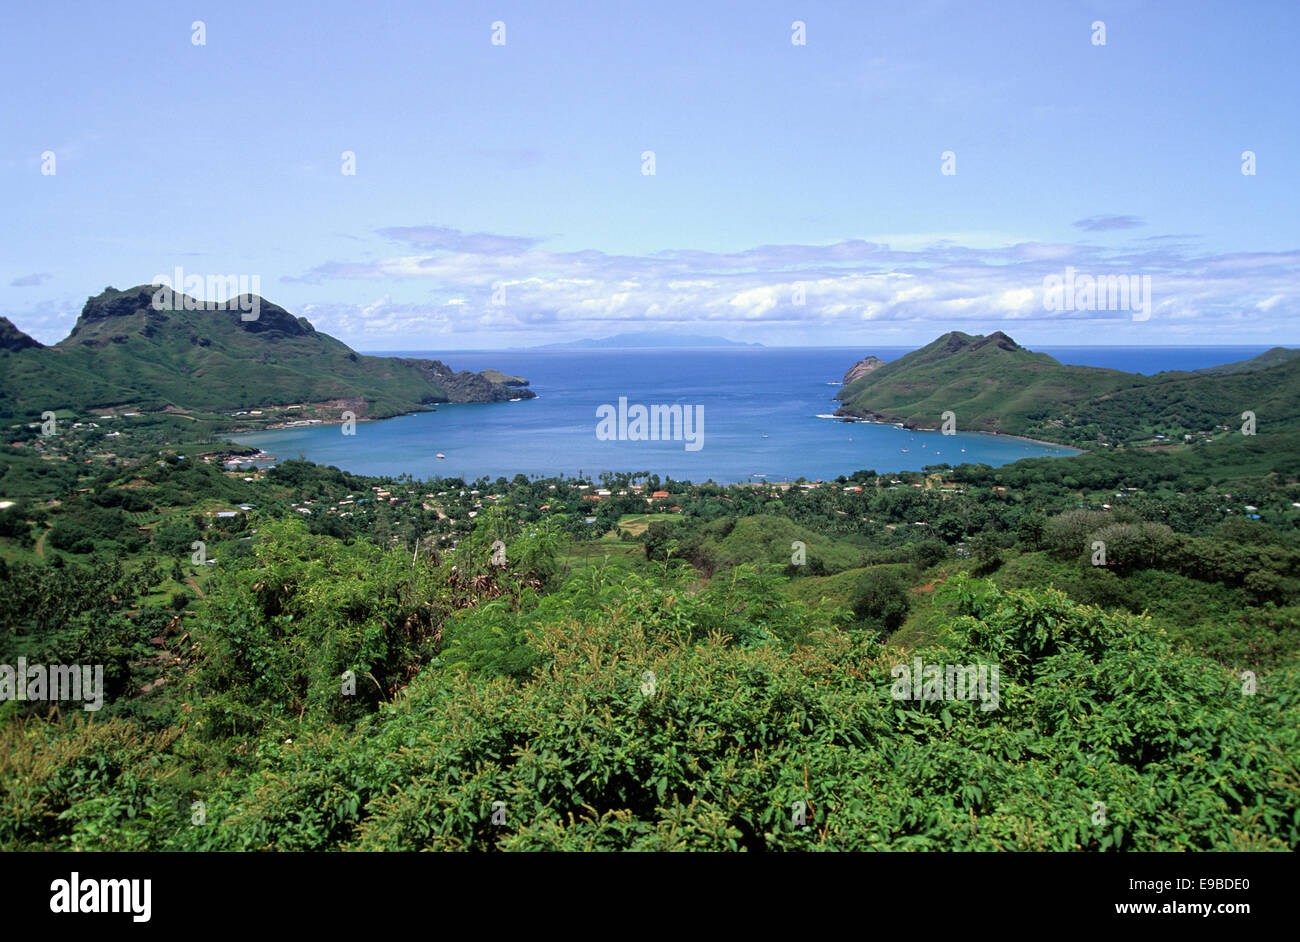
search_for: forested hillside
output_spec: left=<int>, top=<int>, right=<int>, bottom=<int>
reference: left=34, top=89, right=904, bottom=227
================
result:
left=0, top=286, right=534, bottom=420
left=2, top=441, right=1297, bottom=850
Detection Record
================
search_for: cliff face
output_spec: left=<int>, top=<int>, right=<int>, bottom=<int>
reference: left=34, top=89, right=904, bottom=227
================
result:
left=842, top=355, right=884, bottom=385
left=969, top=330, right=1019, bottom=353
left=395, top=358, right=538, bottom=403
left=67, top=285, right=315, bottom=341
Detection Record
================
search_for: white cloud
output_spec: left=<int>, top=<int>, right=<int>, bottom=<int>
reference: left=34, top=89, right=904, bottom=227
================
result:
left=280, top=227, right=1300, bottom=346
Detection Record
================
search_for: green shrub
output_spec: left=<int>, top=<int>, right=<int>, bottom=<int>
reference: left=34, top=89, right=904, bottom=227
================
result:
left=849, top=568, right=910, bottom=636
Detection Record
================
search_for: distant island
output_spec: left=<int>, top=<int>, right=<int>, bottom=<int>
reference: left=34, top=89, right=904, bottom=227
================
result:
left=532, top=331, right=762, bottom=350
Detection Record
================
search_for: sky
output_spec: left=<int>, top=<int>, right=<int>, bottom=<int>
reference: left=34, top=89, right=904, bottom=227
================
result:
left=2, top=0, right=1297, bottom=350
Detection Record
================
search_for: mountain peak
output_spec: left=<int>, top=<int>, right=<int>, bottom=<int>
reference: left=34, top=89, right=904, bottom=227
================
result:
left=71, top=285, right=314, bottom=340
left=971, top=330, right=1020, bottom=352
left=2, top=284, right=535, bottom=418
left=0, top=316, right=42, bottom=352
left=933, top=330, right=1019, bottom=355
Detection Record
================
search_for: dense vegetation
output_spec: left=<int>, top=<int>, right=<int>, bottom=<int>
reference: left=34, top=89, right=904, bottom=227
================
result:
left=2, top=511, right=1295, bottom=851
left=2, top=335, right=1297, bottom=852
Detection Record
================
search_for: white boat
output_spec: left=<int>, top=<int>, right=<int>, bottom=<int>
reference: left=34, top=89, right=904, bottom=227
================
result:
left=436, top=453, right=446, bottom=459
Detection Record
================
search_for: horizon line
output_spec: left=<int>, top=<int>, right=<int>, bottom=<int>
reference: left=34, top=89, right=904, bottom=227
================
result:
left=354, top=342, right=1300, bottom=353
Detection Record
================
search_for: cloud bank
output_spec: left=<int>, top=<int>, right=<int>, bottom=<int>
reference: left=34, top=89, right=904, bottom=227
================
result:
left=281, top=224, right=1298, bottom=346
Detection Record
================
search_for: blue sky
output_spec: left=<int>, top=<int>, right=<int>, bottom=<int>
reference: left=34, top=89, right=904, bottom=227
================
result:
left=2, top=0, right=1297, bottom=349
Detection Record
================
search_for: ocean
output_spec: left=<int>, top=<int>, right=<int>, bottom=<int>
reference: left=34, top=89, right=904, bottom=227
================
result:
left=228, top=346, right=1277, bottom=484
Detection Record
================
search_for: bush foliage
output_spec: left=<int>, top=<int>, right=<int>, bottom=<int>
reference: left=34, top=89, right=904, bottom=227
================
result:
left=4, top=518, right=1295, bottom=852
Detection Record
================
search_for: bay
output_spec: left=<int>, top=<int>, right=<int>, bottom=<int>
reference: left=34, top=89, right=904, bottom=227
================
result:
left=228, top=346, right=1273, bottom=484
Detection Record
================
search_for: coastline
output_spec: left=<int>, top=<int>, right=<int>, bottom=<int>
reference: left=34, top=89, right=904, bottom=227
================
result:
left=221, top=395, right=539, bottom=438
left=982, top=429, right=1085, bottom=451
left=830, top=411, right=1083, bottom=453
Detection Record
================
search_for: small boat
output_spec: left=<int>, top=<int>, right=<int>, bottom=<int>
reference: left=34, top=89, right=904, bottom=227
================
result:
left=901, top=449, right=908, bottom=453
left=436, top=453, right=446, bottom=459
left=761, top=433, right=768, bottom=439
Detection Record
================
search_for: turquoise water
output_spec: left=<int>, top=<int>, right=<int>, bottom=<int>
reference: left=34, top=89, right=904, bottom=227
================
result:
left=228, top=346, right=1273, bottom=484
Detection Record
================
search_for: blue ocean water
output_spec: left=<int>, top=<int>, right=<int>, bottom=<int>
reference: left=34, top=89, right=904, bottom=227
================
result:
left=1037, top=347, right=1277, bottom=374
left=229, top=346, right=1278, bottom=484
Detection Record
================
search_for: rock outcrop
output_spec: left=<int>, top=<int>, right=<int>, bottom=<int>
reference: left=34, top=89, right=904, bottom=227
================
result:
left=842, top=355, right=884, bottom=385
left=396, top=359, right=538, bottom=403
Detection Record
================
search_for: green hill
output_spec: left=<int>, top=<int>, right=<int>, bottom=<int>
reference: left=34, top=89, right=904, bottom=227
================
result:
left=835, top=331, right=1300, bottom=447
left=0, top=285, right=534, bottom=421
left=835, top=331, right=1143, bottom=436
left=1195, top=346, right=1300, bottom=376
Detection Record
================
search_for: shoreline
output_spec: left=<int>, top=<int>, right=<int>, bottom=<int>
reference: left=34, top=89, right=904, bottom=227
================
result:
left=225, top=411, right=1087, bottom=486
left=828, top=412, right=1083, bottom=454
left=983, top=429, right=1085, bottom=451
left=223, top=394, right=538, bottom=435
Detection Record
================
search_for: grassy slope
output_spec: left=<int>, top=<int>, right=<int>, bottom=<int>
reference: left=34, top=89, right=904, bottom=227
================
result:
left=836, top=331, right=1300, bottom=445
left=836, top=331, right=1144, bottom=434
